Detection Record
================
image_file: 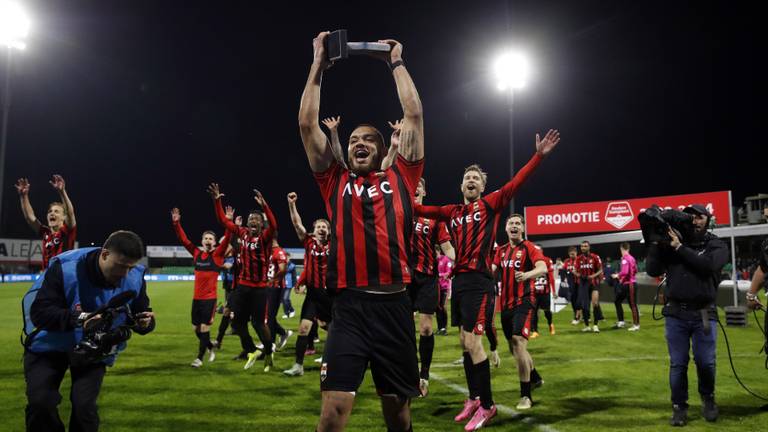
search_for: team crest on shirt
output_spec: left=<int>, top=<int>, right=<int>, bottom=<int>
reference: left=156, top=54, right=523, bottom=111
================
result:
left=515, top=250, right=523, bottom=259
left=475, top=323, right=484, bottom=334
left=320, top=363, right=328, bottom=382
left=522, top=327, right=529, bottom=337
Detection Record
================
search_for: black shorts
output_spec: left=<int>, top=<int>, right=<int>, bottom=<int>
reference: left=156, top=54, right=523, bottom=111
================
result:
left=407, top=271, right=438, bottom=314
left=320, top=289, right=419, bottom=398
left=535, top=292, right=551, bottom=310
left=300, top=286, right=333, bottom=323
left=451, top=272, right=495, bottom=335
left=231, top=285, right=269, bottom=326
left=501, top=301, right=535, bottom=340
left=191, top=299, right=217, bottom=326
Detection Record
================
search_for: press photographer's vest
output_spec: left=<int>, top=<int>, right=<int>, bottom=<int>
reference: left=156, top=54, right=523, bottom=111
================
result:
left=22, top=248, right=145, bottom=366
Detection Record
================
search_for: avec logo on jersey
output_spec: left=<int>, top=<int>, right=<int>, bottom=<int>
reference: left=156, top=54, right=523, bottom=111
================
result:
left=499, top=259, right=523, bottom=270
left=414, top=219, right=432, bottom=235
left=450, top=211, right=482, bottom=229
left=342, top=181, right=393, bottom=199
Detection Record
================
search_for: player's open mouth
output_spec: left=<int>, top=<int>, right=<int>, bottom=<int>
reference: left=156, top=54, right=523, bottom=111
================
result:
left=354, top=148, right=370, bottom=159
left=466, top=184, right=476, bottom=191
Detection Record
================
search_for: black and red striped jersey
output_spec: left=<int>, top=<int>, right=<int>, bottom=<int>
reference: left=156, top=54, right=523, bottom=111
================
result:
left=411, top=217, right=451, bottom=276
left=39, top=223, right=77, bottom=269
left=534, top=256, right=555, bottom=295
left=415, top=153, right=543, bottom=276
left=493, top=240, right=545, bottom=310
left=314, top=155, right=423, bottom=290
left=268, top=247, right=289, bottom=288
left=214, top=198, right=276, bottom=288
left=575, top=253, right=602, bottom=286
left=302, top=236, right=329, bottom=289
left=172, top=221, right=232, bottom=299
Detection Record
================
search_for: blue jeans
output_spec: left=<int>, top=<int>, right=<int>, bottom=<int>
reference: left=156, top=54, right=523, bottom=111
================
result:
left=665, top=316, right=717, bottom=407
left=281, top=287, right=294, bottom=315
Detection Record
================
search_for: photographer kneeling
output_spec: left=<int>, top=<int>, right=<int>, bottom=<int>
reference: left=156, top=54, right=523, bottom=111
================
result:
left=643, top=204, right=728, bottom=427
left=22, top=230, right=156, bottom=432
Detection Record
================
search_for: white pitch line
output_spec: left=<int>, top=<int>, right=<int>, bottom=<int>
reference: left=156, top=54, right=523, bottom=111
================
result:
left=430, top=372, right=560, bottom=432
left=430, top=353, right=763, bottom=369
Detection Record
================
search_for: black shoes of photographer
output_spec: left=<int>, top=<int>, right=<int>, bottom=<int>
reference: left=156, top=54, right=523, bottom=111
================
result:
left=670, top=405, right=687, bottom=427
left=702, top=397, right=719, bottom=422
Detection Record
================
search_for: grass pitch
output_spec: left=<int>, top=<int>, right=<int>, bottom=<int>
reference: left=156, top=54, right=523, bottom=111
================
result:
left=2, top=281, right=768, bottom=431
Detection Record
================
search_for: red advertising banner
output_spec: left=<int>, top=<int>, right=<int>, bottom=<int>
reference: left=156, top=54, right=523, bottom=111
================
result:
left=525, top=191, right=731, bottom=236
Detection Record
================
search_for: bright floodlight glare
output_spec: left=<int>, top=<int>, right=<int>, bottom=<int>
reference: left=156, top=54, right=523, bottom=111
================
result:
left=0, top=1, right=30, bottom=50
left=494, top=51, right=529, bottom=91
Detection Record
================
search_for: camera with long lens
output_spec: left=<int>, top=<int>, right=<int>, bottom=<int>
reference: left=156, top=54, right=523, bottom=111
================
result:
left=638, top=204, right=695, bottom=245
left=71, top=291, right=137, bottom=366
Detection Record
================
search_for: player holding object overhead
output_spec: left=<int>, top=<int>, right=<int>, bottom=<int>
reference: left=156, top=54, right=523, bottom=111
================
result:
left=299, top=31, right=424, bottom=432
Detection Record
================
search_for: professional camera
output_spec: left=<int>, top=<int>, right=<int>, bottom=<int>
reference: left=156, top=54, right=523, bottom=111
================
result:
left=638, top=204, right=695, bottom=245
left=71, top=291, right=137, bottom=366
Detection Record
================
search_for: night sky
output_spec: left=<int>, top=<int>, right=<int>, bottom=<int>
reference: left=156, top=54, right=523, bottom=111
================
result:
left=1, top=0, right=763, bottom=249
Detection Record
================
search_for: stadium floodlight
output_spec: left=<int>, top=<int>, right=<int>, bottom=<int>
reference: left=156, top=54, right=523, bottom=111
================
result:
left=0, top=0, right=30, bottom=50
left=494, top=51, right=529, bottom=91
left=493, top=49, right=531, bottom=214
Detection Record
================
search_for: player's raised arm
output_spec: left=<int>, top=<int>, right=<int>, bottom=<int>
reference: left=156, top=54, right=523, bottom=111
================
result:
left=49, top=175, right=76, bottom=229
left=254, top=189, right=277, bottom=238
left=207, top=183, right=238, bottom=232
left=299, top=31, right=335, bottom=173
left=376, top=40, right=423, bottom=162
left=15, top=178, right=42, bottom=232
left=322, top=116, right=347, bottom=169
left=287, top=192, right=308, bottom=242
left=170, top=208, right=196, bottom=255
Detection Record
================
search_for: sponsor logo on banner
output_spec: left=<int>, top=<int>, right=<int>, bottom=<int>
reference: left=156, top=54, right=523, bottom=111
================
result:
left=525, top=191, right=731, bottom=235
left=0, top=238, right=44, bottom=264
left=605, top=201, right=634, bottom=229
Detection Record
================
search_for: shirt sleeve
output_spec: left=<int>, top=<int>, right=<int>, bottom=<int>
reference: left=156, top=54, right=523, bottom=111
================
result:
left=414, top=203, right=455, bottom=222
left=313, top=161, right=343, bottom=202
left=528, top=243, right=546, bottom=265
left=172, top=221, right=197, bottom=255
left=483, top=153, right=544, bottom=211
left=212, top=229, right=233, bottom=265
left=437, top=222, right=451, bottom=245
left=214, top=198, right=239, bottom=233
left=492, top=246, right=502, bottom=268
left=66, top=224, right=77, bottom=250
left=393, top=154, right=424, bottom=197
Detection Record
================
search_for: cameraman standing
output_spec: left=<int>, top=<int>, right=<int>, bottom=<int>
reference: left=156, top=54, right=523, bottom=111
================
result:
left=646, top=204, right=728, bottom=427
left=23, top=231, right=156, bottom=432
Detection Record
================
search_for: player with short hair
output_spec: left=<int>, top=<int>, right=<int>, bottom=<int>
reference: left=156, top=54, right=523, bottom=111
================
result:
left=575, top=241, right=604, bottom=333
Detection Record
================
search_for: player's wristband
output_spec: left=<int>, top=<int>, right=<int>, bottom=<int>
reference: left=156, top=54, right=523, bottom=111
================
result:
left=390, top=60, right=404, bottom=71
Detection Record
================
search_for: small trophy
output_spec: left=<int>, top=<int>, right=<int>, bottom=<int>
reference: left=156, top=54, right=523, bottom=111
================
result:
left=325, top=29, right=391, bottom=62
